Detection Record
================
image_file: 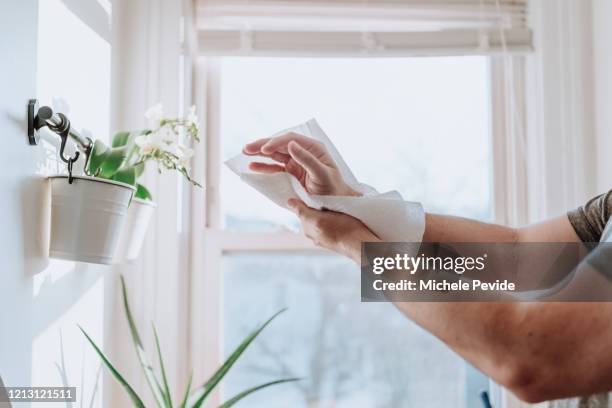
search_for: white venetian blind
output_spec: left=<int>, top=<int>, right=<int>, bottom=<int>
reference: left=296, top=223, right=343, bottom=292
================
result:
left=196, top=0, right=532, bottom=56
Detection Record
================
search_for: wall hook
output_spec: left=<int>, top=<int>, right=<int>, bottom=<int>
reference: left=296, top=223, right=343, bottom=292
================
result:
left=54, top=112, right=81, bottom=164
left=27, top=98, right=92, bottom=166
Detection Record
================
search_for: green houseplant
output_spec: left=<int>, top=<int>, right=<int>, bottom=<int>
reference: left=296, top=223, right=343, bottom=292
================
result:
left=87, top=104, right=202, bottom=262
left=80, top=276, right=298, bottom=407
left=86, top=103, right=201, bottom=200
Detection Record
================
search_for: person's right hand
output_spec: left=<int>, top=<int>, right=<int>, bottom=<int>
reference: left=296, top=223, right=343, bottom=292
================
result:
left=243, top=132, right=361, bottom=197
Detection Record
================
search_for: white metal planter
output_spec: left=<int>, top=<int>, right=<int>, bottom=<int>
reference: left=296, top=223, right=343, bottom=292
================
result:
left=48, top=175, right=135, bottom=264
left=113, top=197, right=156, bottom=263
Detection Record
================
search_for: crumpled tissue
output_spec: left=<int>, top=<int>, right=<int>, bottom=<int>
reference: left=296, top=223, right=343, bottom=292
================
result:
left=225, top=119, right=425, bottom=242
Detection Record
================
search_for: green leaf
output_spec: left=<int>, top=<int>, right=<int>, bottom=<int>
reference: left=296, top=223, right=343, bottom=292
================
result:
left=79, top=326, right=146, bottom=408
left=112, top=131, right=132, bottom=148
left=120, top=276, right=167, bottom=408
left=190, top=308, right=288, bottom=408
left=153, top=324, right=173, bottom=408
left=112, top=166, right=137, bottom=186
left=179, top=373, right=193, bottom=408
left=218, top=378, right=300, bottom=408
left=135, top=183, right=153, bottom=200
left=134, top=162, right=145, bottom=178
left=99, top=146, right=128, bottom=178
left=87, top=139, right=110, bottom=176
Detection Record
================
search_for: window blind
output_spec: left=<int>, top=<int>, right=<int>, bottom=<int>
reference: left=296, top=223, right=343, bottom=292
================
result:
left=196, top=0, right=532, bottom=57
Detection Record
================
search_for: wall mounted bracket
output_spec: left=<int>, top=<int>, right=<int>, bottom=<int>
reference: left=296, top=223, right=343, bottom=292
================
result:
left=27, top=98, right=94, bottom=167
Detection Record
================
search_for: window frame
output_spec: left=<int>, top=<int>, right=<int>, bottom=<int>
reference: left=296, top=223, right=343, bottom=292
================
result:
left=189, top=55, right=527, bottom=407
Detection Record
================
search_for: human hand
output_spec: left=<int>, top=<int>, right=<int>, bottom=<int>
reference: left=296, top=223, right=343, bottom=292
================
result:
left=287, top=198, right=379, bottom=263
left=243, top=133, right=360, bottom=196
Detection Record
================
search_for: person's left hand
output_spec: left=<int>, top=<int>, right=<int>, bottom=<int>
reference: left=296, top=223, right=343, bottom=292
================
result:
left=287, top=198, right=379, bottom=263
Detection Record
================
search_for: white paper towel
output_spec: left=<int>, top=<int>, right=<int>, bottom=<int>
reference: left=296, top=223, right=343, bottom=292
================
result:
left=225, top=119, right=425, bottom=242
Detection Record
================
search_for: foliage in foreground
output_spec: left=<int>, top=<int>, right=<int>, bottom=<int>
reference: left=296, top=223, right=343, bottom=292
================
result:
left=80, top=276, right=298, bottom=407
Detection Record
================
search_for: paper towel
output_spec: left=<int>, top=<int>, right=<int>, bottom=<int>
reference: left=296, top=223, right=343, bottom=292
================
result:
left=225, top=119, right=425, bottom=242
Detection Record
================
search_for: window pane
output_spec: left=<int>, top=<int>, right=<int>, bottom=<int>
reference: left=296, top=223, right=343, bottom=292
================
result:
left=223, top=252, right=481, bottom=408
left=220, top=57, right=492, bottom=231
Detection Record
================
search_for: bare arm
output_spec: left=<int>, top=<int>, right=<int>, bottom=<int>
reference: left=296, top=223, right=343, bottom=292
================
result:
left=287, top=201, right=609, bottom=402
left=423, top=212, right=582, bottom=243
left=394, top=300, right=612, bottom=403
left=245, top=134, right=604, bottom=402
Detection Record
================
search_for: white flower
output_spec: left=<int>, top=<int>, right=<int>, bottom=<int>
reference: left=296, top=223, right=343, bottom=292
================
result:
left=135, top=134, right=161, bottom=155
left=144, top=102, right=164, bottom=128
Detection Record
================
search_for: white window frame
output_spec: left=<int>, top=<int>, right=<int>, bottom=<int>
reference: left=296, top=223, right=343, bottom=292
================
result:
left=189, top=54, right=527, bottom=407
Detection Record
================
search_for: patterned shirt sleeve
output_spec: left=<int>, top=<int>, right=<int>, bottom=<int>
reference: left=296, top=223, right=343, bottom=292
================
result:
left=567, top=190, right=612, bottom=242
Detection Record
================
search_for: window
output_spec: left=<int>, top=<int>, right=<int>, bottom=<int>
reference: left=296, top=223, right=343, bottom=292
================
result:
left=198, top=55, right=497, bottom=407
left=220, top=56, right=492, bottom=233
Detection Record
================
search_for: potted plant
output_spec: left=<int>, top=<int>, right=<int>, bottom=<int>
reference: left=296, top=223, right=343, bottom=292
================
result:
left=87, top=103, right=201, bottom=262
left=80, top=276, right=298, bottom=407
left=47, top=103, right=199, bottom=265
left=48, top=173, right=136, bottom=265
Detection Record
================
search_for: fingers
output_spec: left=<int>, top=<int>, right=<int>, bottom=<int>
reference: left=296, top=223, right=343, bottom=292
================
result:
left=261, top=133, right=321, bottom=155
left=287, top=141, right=327, bottom=179
left=248, top=162, right=285, bottom=173
left=243, top=138, right=271, bottom=155
left=244, top=149, right=291, bottom=163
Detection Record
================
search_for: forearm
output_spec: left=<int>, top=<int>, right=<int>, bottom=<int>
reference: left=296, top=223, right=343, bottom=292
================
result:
left=394, top=302, right=520, bottom=386
left=423, top=213, right=581, bottom=243
left=384, top=214, right=592, bottom=401
left=423, top=213, right=517, bottom=242
left=396, top=301, right=612, bottom=402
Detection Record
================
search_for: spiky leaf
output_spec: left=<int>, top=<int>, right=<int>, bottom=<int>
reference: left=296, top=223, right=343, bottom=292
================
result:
left=190, top=309, right=288, bottom=408
left=219, top=378, right=300, bottom=408
left=120, top=276, right=167, bottom=408
left=153, top=324, right=173, bottom=407
left=79, top=326, right=146, bottom=408
left=179, top=373, right=193, bottom=408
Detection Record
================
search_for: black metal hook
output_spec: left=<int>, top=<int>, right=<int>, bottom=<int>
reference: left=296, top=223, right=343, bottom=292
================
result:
left=67, top=156, right=76, bottom=184
left=27, top=99, right=94, bottom=183
left=55, top=113, right=81, bottom=165
left=27, top=99, right=91, bottom=163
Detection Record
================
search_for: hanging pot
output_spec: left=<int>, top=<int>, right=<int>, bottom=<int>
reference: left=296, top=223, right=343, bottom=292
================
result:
left=113, top=197, right=156, bottom=263
left=48, top=175, right=135, bottom=264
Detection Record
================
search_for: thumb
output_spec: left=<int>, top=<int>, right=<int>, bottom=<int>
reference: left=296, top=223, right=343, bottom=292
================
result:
left=287, top=198, right=313, bottom=216
left=288, top=141, right=327, bottom=180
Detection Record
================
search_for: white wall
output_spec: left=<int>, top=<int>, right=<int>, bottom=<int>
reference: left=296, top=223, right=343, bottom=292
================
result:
left=592, top=0, right=612, bottom=193
left=0, top=0, right=113, bottom=406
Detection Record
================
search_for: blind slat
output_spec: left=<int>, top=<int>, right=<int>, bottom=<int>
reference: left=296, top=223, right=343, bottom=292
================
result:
left=199, top=28, right=532, bottom=57
left=196, top=0, right=531, bottom=57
